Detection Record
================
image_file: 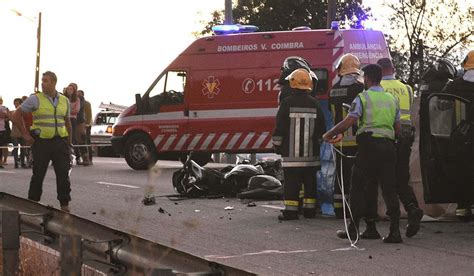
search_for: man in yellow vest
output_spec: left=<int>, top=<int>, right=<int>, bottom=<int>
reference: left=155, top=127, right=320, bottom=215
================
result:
left=323, top=64, right=402, bottom=243
left=367, top=58, right=423, bottom=238
left=12, top=71, right=73, bottom=212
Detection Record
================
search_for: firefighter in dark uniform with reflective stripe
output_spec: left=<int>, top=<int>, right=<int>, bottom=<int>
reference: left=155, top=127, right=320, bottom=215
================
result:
left=329, top=53, right=364, bottom=218
left=273, top=69, right=326, bottom=220
left=362, top=58, right=424, bottom=238
left=278, top=56, right=318, bottom=104
left=12, top=71, right=73, bottom=212
left=443, top=50, right=474, bottom=222
left=324, top=64, right=403, bottom=243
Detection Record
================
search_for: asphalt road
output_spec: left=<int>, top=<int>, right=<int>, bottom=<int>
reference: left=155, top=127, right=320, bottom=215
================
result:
left=1, top=157, right=473, bottom=275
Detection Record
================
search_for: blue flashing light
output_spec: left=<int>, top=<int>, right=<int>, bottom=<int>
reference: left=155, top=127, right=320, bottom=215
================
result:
left=212, top=25, right=240, bottom=35
left=212, top=24, right=259, bottom=35
left=331, top=21, right=339, bottom=30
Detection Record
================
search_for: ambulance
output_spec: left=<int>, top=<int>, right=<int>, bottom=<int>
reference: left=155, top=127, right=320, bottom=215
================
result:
left=111, top=25, right=391, bottom=170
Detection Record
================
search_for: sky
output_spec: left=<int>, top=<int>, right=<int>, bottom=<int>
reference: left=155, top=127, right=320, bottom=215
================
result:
left=0, top=0, right=225, bottom=114
left=0, top=0, right=437, bottom=115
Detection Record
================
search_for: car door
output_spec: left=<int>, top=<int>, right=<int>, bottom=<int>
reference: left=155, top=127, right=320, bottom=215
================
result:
left=419, top=93, right=472, bottom=203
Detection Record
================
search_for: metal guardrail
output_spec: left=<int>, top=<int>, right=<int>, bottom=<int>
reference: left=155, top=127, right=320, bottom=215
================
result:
left=0, top=192, right=255, bottom=275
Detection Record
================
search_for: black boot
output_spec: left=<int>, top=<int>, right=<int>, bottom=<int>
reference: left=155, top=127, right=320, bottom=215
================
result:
left=278, top=210, right=299, bottom=221
left=336, top=220, right=359, bottom=240
left=303, top=208, right=316, bottom=219
left=383, top=221, right=403, bottom=243
left=361, top=221, right=381, bottom=239
left=406, top=207, right=423, bottom=238
left=455, top=204, right=472, bottom=222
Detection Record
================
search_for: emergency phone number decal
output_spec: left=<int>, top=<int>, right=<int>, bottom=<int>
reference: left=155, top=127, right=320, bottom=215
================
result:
left=242, top=78, right=279, bottom=94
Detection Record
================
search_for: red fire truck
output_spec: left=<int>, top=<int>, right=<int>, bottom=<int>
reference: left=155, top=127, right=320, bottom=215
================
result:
left=111, top=26, right=391, bottom=170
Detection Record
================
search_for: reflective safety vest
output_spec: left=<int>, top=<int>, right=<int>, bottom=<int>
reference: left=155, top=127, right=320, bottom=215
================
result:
left=329, top=76, right=364, bottom=147
left=381, top=79, right=413, bottom=126
left=330, top=88, right=357, bottom=147
left=31, top=92, right=69, bottom=139
left=356, top=89, right=398, bottom=140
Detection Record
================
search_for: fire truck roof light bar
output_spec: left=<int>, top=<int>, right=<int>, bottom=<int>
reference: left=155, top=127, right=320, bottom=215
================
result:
left=212, top=24, right=259, bottom=35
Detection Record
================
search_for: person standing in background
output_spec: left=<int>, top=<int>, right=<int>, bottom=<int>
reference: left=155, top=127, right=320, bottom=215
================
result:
left=78, top=90, right=93, bottom=164
left=10, top=98, right=27, bottom=168
left=0, top=96, right=9, bottom=168
left=75, top=90, right=90, bottom=166
left=21, top=95, right=34, bottom=168
left=65, top=83, right=82, bottom=165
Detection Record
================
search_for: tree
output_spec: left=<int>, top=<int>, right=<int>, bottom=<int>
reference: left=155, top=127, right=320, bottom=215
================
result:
left=385, top=0, right=474, bottom=85
left=196, top=0, right=370, bottom=37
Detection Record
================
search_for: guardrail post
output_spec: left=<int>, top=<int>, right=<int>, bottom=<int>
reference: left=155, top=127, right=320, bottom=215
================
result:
left=2, top=210, right=20, bottom=275
left=59, top=234, right=82, bottom=276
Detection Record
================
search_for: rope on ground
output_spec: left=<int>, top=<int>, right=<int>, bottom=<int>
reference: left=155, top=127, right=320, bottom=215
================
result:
left=330, top=141, right=360, bottom=249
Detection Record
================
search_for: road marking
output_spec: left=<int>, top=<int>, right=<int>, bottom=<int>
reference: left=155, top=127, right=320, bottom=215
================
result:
left=96, top=182, right=139, bottom=189
left=331, top=246, right=365, bottom=251
left=205, top=249, right=321, bottom=259
left=260, top=204, right=283, bottom=210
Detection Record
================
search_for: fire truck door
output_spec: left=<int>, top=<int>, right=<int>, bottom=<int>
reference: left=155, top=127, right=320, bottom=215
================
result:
left=143, top=70, right=189, bottom=152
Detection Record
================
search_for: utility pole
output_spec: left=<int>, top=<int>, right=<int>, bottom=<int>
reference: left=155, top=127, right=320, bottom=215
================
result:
left=327, top=0, right=337, bottom=28
left=34, top=12, right=42, bottom=93
left=224, top=0, right=233, bottom=25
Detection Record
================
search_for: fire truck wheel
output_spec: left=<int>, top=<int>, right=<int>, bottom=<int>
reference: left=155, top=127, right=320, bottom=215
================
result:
left=124, top=133, right=158, bottom=170
left=179, top=152, right=212, bottom=166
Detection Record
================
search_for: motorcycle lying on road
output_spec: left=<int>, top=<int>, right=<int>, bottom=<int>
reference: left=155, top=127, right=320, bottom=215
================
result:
left=172, top=153, right=284, bottom=199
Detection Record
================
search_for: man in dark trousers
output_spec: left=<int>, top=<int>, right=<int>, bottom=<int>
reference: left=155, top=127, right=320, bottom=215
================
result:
left=329, top=53, right=364, bottom=219
left=323, top=64, right=402, bottom=243
left=367, top=58, right=423, bottom=238
left=443, top=50, right=474, bottom=222
left=12, top=71, right=73, bottom=212
left=273, top=68, right=326, bottom=220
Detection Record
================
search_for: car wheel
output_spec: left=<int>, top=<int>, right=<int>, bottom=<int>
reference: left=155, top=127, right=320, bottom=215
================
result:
left=124, top=133, right=158, bottom=170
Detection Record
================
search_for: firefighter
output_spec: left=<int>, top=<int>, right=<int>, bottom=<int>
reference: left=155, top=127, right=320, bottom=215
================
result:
left=361, top=58, right=424, bottom=238
left=442, top=50, right=474, bottom=222
left=278, top=56, right=318, bottom=104
left=278, top=56, right=320, bottom=213
left=273, top=68, right=326, bottom=220
left=329, top=53, right=364, bottom=219
left=323, top=64, right=403, bottom=243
